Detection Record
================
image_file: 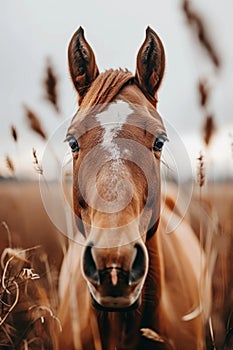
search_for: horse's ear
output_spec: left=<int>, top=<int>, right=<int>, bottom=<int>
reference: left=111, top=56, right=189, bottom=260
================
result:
left=135, top=27, right=165, bottom=106
left=68, top=27, right=99, bottom=103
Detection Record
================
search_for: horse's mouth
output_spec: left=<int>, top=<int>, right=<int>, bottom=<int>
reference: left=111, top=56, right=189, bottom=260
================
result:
left=91, top=294, right=141, bottom=312
left=87, top=278, right=143, bottom=312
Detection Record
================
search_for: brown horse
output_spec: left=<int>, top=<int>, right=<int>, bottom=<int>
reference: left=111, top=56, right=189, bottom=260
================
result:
left=57, top=27, right=211, bottom=350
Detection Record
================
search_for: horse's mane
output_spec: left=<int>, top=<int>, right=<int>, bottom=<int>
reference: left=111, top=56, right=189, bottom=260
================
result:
left=78, top=69, right=134, bottom=112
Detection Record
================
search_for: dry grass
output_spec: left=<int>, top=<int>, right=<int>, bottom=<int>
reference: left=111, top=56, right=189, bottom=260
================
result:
left=198, top=79, right=209, bottom=108
left=32, top=148, right=43, bottom=175
left=183, top=4, right=232, bottom=346
left=203, top=114, right=216, bottom=147
left=1, top=221, right=12, bottom=249
left=0, top=182, right=67, bottom=349
left=197, top=152, right=205, bottom=188
left=5, top=156, right=15, bottom=175
left=182, top=0, right=221, bottom=68
left=190, top=183, right=233, bottom=349
left=0, top=180, right=232, bottom=348
left=0, top=246, right=60, bottom=348
left=43, top=58, right=60, bottom=114
left=10, top=125, right=18, bottom=143
left=1, top=51, right=65, bottom=347
left=24, top=104, right=47, bottom=140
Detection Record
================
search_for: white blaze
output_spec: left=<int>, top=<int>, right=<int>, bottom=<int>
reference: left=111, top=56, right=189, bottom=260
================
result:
left=93, top=101, right=134, bottom=215
left=96, top=101, right=133, bottom=160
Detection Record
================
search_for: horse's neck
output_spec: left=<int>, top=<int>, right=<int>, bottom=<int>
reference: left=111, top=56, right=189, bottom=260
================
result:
left=96, top=311, right=142, bottom=350
left=142, top=235, right=163, bottom=328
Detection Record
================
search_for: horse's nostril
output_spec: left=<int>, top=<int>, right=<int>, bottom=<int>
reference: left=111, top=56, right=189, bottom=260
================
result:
left=83, top=245, right=99, bottom=283
left=130, top=244, right=147, bottom=283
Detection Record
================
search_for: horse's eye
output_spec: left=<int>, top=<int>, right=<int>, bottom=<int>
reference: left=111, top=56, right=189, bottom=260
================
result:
left=153, top=135, right=166, bottom=152
left=68, top=135, right=79, bottom=153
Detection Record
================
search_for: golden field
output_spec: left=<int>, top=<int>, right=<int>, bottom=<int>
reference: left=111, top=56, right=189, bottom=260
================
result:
left=0, top=180, right=232, bottom=348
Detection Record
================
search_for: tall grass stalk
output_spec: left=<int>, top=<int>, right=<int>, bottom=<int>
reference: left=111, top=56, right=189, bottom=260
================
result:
left=1, top=221, right=12, bottom=248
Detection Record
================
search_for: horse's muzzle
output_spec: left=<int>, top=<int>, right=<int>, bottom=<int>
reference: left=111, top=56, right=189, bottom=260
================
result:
left=82, top=242, right=148, bottom=311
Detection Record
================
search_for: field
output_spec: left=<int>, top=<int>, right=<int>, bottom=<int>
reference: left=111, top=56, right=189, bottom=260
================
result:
left=0, top=181, right=65, bottom=348
left=0, top=180, right=232, bottom=348
left=191, top=182, right=233, bottom=349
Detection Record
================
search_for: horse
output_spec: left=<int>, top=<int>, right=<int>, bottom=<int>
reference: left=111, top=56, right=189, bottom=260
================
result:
left=57, top=26, right=211, bottom=350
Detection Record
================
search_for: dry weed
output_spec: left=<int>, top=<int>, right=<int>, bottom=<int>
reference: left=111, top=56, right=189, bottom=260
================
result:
left=44, top=58, right=60, bottom=113
left=24, top=104, right=47, bottom=140
left=32, top=148, right=43, bottom=175
left=203, top=114, right=216, bottom=147
left=1, top=221, right=12, bottom=248
left=5, top=155, right=15, bottom=174
left=0, top=246, right=61, bottom=348
left=10, top=125, right=18, bottom=143
left=198, top=79, right=209, bottom=108
left=197, top=152, right=205, bottom=188
left=182, top=0, right=220, bottom=68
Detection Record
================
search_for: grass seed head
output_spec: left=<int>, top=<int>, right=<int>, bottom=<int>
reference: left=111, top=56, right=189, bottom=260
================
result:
left=10, top=125, right=18, bottom=143
left=5, top=156, right=15, bottom=174
left=24, top=104, right=47, bottom=140
left=203, top=114, right=216, bottom=147
left=198, top=79, right=209, bottom=108
left=197, top=152, right=205, bottom=187
left=32, top=148, right=43, bottom=175
left=44, top=58, right=60, bottom=113
left=182, top=0, right=221, bottom=68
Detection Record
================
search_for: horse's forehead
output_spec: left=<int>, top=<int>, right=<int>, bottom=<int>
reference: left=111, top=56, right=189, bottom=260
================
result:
left=68, top=100, right=166, bottom=141
left=96, top=101, right=132, bottom=127
left=69, top=101, right=133, bottom=131
left=93, top=102, right=132, bottom=161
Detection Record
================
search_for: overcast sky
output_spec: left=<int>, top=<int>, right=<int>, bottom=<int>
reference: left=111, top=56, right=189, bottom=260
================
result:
left=1, top=0, right=232, bottom=180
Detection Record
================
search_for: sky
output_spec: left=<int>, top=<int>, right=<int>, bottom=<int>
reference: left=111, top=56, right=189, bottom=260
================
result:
left=0, top=0, right=233, bottom=181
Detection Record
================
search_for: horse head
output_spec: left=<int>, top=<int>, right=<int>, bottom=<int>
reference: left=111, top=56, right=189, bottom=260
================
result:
left=66, top=26, right=167, bottom=312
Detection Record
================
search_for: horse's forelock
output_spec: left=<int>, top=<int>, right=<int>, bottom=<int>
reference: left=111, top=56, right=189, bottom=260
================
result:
left=68, top=68, right=166, bottom=139
left=69, top=69, right=134, bottom=127
left=80, top=69, right=134, bottom=110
